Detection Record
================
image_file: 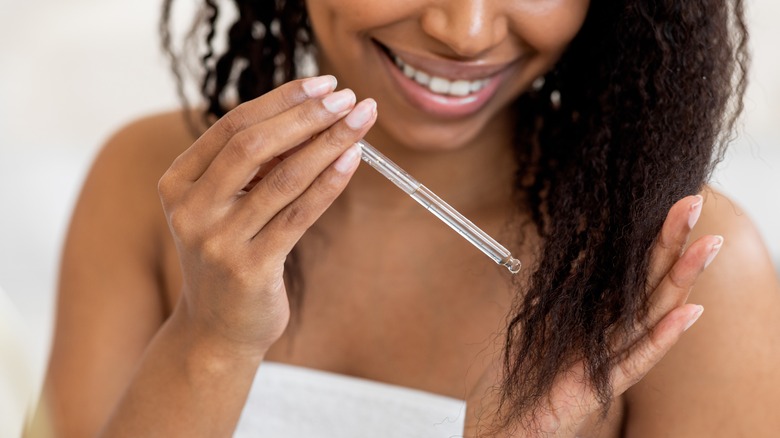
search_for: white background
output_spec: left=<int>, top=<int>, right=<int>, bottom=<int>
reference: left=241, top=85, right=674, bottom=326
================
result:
left=1, top=0, right=778, bottom=416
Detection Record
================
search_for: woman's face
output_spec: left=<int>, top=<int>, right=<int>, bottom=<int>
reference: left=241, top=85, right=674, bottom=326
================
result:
left=306, top=0, right=590, bottom=152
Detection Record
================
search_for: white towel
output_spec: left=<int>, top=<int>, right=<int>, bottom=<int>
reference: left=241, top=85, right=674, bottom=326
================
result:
left=234, top=362, right=467, bottom=437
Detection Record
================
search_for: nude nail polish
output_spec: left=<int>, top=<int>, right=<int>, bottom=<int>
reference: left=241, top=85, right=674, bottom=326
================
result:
left=302, top=75, right=337, bottom=98
left=684, top=305, right=704, bottom=331
left=322, top=89, right=356, bottom=114
left=688, top=195, right=704, bottom=229
left=345, top=99, right=376, bottom=130
left=334, top=144, right=361, bottom=173
left=704, top=235, right=724, bottom=269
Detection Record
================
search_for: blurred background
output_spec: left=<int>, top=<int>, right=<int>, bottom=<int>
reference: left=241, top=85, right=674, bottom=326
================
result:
left=0, top=0, right=778, bottom=435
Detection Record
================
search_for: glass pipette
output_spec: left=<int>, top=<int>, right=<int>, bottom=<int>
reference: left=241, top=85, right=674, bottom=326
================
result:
left=357, top=139, right=522, bottom=274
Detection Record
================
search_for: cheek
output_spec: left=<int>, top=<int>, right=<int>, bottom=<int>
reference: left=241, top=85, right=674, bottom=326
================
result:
left=508, top=0, right=591, bottom=56
left=306, top=0, right=421, bottom=42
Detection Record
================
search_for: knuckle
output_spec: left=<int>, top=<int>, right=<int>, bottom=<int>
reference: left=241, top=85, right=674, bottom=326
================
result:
left=534, top=414, right=561, bottom=435
left=167, top=206, right=195, bottom=240
left=166, top=193, right=206, bottom=243
left=197, top=234, right=228, bottom=264
left=617, top=358, right=644, bottom=386
left=654, top=238, right=670, bottom=252
left=298, top=100, right=328, bottom=128
left=316, top=169, right=347, bottom=197
left=226, top=129, right=264, bottom=163
left=281, top=81, right=307, bottom=108
left=217, top=104, right=251, bottom=137
left=666, top=265, right=690, bottom=290
left=266, top=165, right=301, bottom=198
left=622, top=343, right=659, bottom=385
left=157, top=171, right=176, bottom=201
left=280, top=202, right=311, bottom=229
left=317, top=124, right=351, bottom=154
left=654, top=233, right=676, bottom=253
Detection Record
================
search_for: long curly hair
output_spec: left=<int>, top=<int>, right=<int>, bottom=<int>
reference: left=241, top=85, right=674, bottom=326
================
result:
left=160, top=0, right=749, bottom=429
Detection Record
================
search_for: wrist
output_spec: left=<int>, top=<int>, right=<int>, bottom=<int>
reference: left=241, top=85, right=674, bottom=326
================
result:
left=167, top=300, right=269, bottom=371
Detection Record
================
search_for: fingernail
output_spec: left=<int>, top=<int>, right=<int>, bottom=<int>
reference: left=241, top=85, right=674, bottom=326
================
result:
left=684, top=305, right=704, bottom=331
left=688, top=195, right=704, bottom=229
left=334, top=143, right=361, bottom=173
left=345, top=99, right=376, bottom=130
left=322, top=89, right=356, bottom=114
left=302, top=75, right=337, bottom=98
left=703, top=235, right=724, bottom=269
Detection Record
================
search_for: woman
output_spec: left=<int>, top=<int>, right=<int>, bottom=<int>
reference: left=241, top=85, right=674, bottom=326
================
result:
left=38, top=0, right=780, bottom=436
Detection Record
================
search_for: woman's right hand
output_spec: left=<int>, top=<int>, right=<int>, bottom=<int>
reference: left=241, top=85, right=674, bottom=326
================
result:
left=157, top=75, right=376, bottom=356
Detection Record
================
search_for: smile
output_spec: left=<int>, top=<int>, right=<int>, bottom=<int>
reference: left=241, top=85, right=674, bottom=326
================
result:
left=373, top=40, right=519, bottom=118
left=391, top=55, right=492, bottom=97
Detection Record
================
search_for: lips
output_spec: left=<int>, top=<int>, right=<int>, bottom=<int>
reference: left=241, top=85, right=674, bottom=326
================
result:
left=372, top=40, right=519, bottom=118
left=392, top=55, right=491, bottom=97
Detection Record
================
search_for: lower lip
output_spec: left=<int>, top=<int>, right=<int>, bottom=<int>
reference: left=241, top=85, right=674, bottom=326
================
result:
left=376, top=46, right=510, bottom=119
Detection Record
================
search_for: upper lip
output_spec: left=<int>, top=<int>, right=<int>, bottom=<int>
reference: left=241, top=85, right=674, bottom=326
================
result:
left=374, top=39, right=520, bottom=81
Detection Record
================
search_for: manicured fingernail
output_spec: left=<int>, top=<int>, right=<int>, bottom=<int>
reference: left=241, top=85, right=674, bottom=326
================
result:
left=704, top=235, right=724, bottom=269
left=334, top=143, right=361, bottom=173
left=684, top=305, right=704, bottom=331
left=688, top=195, right=704, bottom=229
left=302, top=75, right=337, bottom=98
left=322, top=89, right=356, bottom=114
left=345, top=99, right=376, bottom=130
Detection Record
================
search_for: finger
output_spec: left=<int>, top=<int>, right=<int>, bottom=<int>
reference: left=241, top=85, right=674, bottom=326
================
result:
left=253, top=142, right=364, bottom=259
left=196, top=88, right=358, bottom=201
left=646, top=195, right=703, bottom=291
left=239, top=141, right=312, bottom=192
left=167, top=75, right=338, bottom=183
left=231, top=99, right=377, bottom=240
left=611, top=303, right=703, bottom=395
left=643, top=234, right=722, bottom=327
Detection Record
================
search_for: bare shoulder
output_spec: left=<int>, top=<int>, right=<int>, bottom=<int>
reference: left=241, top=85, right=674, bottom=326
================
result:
left=95, top=110, right=197, bottom=186
left=70, top=110, right=198, bottom=249
left=42, top=110, right=197, bottom=435
left=79, top=110, right=198, bottom=233
left=623, top=187, right=780, bottom=436
left=693, top=187, right=778, bottom=304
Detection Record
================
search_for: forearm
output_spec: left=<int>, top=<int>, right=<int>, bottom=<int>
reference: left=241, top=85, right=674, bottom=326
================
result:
left=99, top=306, right=264, bottom=437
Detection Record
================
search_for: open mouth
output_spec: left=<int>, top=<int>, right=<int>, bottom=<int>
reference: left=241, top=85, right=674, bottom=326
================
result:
left=374, top=41, right=494, bottom=98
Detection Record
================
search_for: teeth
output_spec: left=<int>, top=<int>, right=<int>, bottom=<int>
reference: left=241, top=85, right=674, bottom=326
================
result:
left=393, top=55, right=490, bottom=97
left=429, top=77, right=450, bottom=94
left=450, top=80, right=471, bottom=97
left=403, top=64, right=415, bottom=78
left=413, top=71, right=430, bottom=86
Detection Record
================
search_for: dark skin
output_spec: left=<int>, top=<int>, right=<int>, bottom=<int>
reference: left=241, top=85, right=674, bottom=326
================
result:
left=39, top=88, right=780, bottom=437
left=38, top=0, right=780, bottom=436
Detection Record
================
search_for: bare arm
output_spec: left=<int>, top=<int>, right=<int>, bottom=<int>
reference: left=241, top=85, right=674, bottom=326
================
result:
left=38, top=76, right=377, bottom=436
left=40, top=114, right=176, bottom=436
left=44, top=127, right=265, bottom=435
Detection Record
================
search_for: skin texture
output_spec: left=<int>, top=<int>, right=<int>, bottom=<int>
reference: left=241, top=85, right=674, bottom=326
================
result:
left=35, top=0, right=780, bottom=436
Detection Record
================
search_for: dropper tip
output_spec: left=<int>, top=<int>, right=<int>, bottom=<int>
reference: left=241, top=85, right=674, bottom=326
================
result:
left=504, top=257, right=522, bottom=274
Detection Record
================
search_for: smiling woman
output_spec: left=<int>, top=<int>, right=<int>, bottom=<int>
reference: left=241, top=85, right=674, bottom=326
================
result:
left=32, top=0, right=780, bottom=436
left=309, top=0, right=588, bottom=145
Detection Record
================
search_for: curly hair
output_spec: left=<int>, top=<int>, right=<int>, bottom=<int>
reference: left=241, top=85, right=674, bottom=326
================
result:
left=160, top=0, right=749, bottom=430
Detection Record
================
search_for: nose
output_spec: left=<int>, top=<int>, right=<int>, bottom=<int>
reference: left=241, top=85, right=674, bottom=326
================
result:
left=420, top=0, right=508, bottom=58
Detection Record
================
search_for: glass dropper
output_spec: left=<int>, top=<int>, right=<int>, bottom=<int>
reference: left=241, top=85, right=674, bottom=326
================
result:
left=357, top=139, right=522, bottom=274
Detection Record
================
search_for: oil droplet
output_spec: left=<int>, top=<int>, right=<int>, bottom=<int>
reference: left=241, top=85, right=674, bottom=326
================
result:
left=504, top=257, right=522, bottom=274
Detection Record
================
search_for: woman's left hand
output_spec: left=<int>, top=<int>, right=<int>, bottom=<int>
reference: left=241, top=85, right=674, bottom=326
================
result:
left=468, top=195, right=723, bottom=437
